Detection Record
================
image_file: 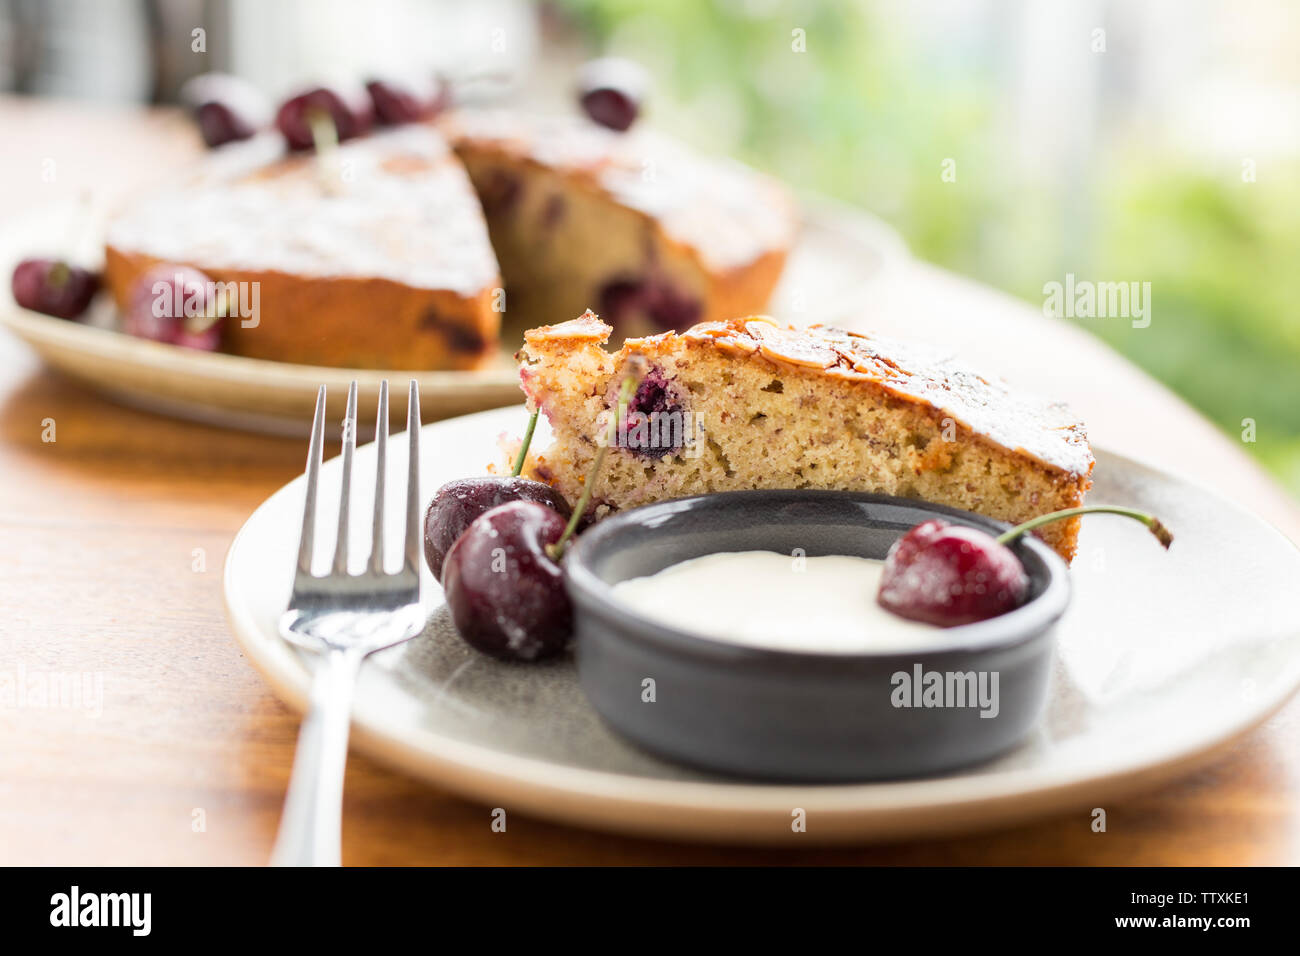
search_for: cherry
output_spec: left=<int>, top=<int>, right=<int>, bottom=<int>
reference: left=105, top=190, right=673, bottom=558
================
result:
left=366, top=75, right=447, bottom=125
left=597, top=277, right=643, bottom=324
left=174, top=322, right=223, bottom=352
left=196, top=102, right=257, bottom=148
left=878, top=507, right=1173, bottom=627
left=442, top=501, right=573, bottom=661
left=180, top=73, right=269, bottom=147
left=11, top=258, right=99, bottom=319
left=441, top=365, right=644, bottom=661
left=424, top=476, right=571, bottom=583
left=877, top=520, right=1029, bottom=627
left=123, top=264, right=224, bottom=349
left=275, top=86, right=372, bottom=151
left=597, top=275, right=701, bottom=332
left=477, top=169, right=522, bottom=217
left=622, top=367, right=687, bottom=458
left=423, top=408, right=569, bottom=581
left=578, top=57, right=647, bottom=132
left=642, top=280, right=702, bottom=331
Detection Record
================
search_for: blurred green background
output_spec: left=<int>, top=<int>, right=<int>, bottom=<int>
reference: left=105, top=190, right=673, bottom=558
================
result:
left=558, top=0, right=1300, bottom=496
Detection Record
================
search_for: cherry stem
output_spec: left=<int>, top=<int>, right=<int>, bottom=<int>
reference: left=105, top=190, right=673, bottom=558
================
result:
left=547, top=360, right=643, bottom=560
left=995, top=505, right=1173, bottom=549
left=511, top=409, right=539, bottom=477
left=47, top=261, right=71, bottom=289
left=307, top=107, right=341, bottom=195
left=307, top=107, right=338, bottom=155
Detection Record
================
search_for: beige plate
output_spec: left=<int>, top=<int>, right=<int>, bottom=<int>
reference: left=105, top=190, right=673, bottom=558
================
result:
left=223, top=406, right=1300, bottom=845
left=0, top=200, right=905, bottom=435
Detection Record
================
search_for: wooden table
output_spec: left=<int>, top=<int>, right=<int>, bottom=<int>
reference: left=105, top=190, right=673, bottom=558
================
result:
left=3, top=98, right=1298, bottom=865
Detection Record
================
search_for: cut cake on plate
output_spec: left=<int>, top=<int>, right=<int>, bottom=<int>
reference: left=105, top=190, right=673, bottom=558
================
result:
left=104, top=126, right=501, bottom=370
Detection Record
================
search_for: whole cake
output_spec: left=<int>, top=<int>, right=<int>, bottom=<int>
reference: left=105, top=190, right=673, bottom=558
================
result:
left=443, top=109, right=796, bottom=339
left=513, top=313, right=1095, bottom=561
left=104, top=126, right=502, bottom=369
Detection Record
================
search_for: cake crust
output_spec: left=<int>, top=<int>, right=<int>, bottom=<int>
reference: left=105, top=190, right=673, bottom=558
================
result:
left=516, top=314, right=1095, bottom=561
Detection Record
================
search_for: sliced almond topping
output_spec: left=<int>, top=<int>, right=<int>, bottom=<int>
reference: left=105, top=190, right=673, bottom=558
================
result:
left=745, top=321, right=838, bottom=369
left=708, top=334, right=759, bottom=357
left=524, top=310, right=612, bottom=345
left=684, top=319, right=746, bottom=340
left=823, top=365, right=874, bottom=382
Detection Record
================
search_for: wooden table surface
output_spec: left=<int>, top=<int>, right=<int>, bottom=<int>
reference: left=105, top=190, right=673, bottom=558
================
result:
left=3, top=98, right=1298, bottom=866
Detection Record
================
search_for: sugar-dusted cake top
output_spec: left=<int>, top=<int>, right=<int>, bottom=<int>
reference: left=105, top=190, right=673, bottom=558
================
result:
left=529, top=313, right=1094, bottom=478
left=106, top=126, right=500, bottom=297
left=444, top=109, right=797, bottom=272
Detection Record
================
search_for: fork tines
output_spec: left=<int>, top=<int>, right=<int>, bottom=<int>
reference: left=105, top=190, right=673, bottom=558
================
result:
left=294, top=380, right=422, bottom=587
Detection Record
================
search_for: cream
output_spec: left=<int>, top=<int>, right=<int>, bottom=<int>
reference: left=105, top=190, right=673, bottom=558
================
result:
left=609, top=550, right=940, bottom=653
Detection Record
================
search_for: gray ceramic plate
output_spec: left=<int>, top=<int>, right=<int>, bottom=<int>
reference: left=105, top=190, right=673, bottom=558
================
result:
left=223, top=406, right=1300, bottom=845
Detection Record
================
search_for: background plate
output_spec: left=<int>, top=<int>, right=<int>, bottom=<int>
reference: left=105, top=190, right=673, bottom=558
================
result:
left=0, top=199, right=906, bottom=436
left=223, top=406, right=1300, bottom=845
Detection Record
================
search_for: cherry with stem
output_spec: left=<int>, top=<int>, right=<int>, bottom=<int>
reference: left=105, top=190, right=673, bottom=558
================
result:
left=422, top=406, right=564, bottom=583
left=440, top=360, right=644, bottom=660
left=879, top=505, right=1173, bottom=627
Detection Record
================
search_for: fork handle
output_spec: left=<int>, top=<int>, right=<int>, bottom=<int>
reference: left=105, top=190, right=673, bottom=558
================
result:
left=270, top=646, right=364, bottom=867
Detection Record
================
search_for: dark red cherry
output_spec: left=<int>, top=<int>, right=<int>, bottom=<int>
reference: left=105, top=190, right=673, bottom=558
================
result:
left=878, top=507, right=1173, bottom=627
left=597, top=276, right=700, bottom=332
left=275, top=86, right=372, bottom=150
left=195, top=101, right=256, bottom=148
left=123, top=264, right=223, bottom=348
left=642, top=280, right=702, bottom=331
left=180, top=73, right=270, bottom=147
left=174, top=322, right=223, bottom=352
left=441, top=501, right=573, bottom=661
left=477, top=169, right=522, bottom=217
left=581, top=88, right=637, bottom=132
left=622, top=367, right=687, bottom=458
left=597, top=277, right=644, bottom=324
left=366, top=75, right=446, bottom=125
left=11, top=258, right=99, bottom=319
left=877, top=519, right=1029, bottom=627
left=424, top=476, right=571, bottom=583
left=578, top=58, right=647, bottom=132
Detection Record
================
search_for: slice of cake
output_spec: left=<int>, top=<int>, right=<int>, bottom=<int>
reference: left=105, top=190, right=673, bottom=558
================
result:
left=104, top=126, right=501, bottom=370
left=514, top=313, right=1095, bottom=561
left=442, top=109, right=796, bottom=339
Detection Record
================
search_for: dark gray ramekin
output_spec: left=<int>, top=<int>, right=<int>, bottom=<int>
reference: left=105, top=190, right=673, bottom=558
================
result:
left=564, top=490, right=1070, bottom=781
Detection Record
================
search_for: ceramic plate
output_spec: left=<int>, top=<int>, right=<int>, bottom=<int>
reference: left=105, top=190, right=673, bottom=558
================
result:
left=222, top=405, right=1300, bottom=845
left=0, top=200, right=905, bottom=435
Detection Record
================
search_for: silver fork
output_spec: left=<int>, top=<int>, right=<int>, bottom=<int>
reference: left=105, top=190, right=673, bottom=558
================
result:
left=270, top=379, right=427, bottom=867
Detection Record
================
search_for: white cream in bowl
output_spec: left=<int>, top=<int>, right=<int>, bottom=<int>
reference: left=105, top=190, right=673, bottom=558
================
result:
left=609, top=550, right=939, bottom=653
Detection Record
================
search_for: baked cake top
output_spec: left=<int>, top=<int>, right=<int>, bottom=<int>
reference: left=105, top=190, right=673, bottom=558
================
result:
left=443, top=109, right=797, bottom=272
left=106, top=126, right=500, bottom=297
left=526, top=314, right=1095, bottom=479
